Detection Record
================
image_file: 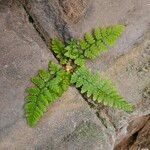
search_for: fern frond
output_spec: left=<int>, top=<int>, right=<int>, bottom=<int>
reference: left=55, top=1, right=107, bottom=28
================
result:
left=79, top=25, right=125, bottom=59
left=25, top=61, right=71, bottom=126
left=64, top=39, right=85, bottom=66
left=51, top=38, right=68, bottom=64
left=74, top=56, right=85, bottom=66
left=71, top=66, right=133, bottom=112
left=64, top=40, right=79, bottom=59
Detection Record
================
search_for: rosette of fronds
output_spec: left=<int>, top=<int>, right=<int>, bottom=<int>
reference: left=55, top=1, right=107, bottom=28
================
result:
left=25, top=25, right=133, bottom=127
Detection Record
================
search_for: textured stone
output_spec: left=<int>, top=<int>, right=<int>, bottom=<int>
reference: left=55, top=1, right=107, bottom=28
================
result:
left=1, top=0, right=150, bottom=149
left=98, top=32, right=150, bottom=128
left=58, top=0, right=90, bottom=23
left=0, top=1, right=115, bottom=150
left=114, top=115, right=150, bottom=150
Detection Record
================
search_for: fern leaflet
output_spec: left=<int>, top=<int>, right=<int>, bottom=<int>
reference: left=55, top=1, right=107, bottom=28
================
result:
left=25, top=61, right=71, bottom=126
left=64, top=39, right=85, bottom=66
left=51, top=38, right=68, bottom=64
left=71, top=66, right=133, bottom=112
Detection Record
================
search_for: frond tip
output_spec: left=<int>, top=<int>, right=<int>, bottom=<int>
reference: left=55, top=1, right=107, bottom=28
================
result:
left=71, top=66, right=133, bottom=112
left=25, top=61, right=71, bottom=127
left=79, top=25, right=125, bottom=59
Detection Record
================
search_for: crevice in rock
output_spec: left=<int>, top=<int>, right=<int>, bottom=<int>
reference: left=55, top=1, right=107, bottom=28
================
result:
left=125, top=131, right=139, bottom=150
left=20, top=0, right=74, bottom=65
left=21, top=3, right=46, bottom=43
left=21, top=0, right=72, bottom=43
left=42, top=0, right=72, bottom=41
left=20, top=1, right=63, bottom=65
left=79, top=93, right=116, bottom=129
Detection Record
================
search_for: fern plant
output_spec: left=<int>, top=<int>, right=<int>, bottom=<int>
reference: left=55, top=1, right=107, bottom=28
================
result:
left=25, top=62, right=71, bottom=126
left=25, top=25, right=133, bottom=127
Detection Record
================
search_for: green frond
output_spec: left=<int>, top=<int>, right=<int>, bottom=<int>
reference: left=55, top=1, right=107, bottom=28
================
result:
left=26, top=87, right=40, bottom=95
left=48, top=61, right=61, bottom=74
left=51, top=38, right=68, bottom=64
left=64, top=39, right=79, bottom=60
left=79, top=25, right=125, bottom=59
left=38, top=70, right=50, bottom=82
left=25, top=62, right=71, bottom=127
left=71, top=66, right=133, bottom=112
left=85, top=33, right=95, bottom=44
left=79, top=39, right=89, bottom=50
left=64, top=39, right=85, bottom=66
left=31, top=76, right=45, bottom=89
left=74, top=56, right=85, bottom=66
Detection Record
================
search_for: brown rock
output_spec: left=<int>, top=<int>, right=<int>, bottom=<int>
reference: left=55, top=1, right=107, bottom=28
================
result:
left=114, top=115, right=150, bottom=150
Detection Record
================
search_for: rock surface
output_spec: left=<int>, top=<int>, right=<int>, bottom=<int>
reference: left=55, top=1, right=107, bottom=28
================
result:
left=0, top=1, right=115, bottom=150
left=96, top=32, right=150, bottom=128
left=0, top=0, right=150, bottom=149
left=114, top=115, right=150, bottom=150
